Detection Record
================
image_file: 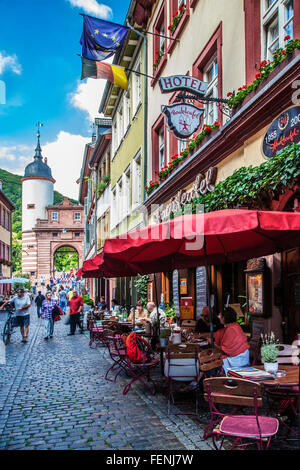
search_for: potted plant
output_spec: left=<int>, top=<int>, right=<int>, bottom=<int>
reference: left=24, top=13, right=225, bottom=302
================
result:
left=261, top=332, right=279, bottom=374
left=165, top=302, right=176, bottom=325
left=159, top=328, right=171, bottom=348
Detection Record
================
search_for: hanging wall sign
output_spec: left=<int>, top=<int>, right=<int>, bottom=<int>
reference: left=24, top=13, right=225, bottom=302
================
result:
left=159, top=75, right=208, bottom=96
left=162, top=103, right=204, bottom=139
left=263, top=106, right=300, bottom=159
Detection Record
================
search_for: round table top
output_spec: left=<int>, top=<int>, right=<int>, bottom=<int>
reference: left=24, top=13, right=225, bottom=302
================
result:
left=254, top=365, right=299, bottom=387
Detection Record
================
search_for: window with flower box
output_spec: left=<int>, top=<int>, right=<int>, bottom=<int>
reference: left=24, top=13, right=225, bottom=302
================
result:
left=151, top=115, right=167, bottom=180
left=152, top=3, right=167, bottom=83
left=261, top=0, right=294, bottom=60
left=167, top=0, right=190, bottom=54
left=192, top=24, right=223, bottom=126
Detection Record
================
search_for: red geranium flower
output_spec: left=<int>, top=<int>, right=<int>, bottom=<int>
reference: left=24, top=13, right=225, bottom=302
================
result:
left=227, top=92, right=233, bottom=97
left=255, top=72, right=262, bottom=79
left=282, top=49, right=286, bottom=54
left=284, top=35, right=291, bottom=41
left=238, top=87, right=243, bottom=91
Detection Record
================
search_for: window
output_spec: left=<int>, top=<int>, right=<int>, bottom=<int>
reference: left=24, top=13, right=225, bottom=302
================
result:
left=112, top=120, right=117, bottom=155
left=132, top=151, right=142, bottom=209
left=117, top=104, right=124, bottom=144
left=132, top=56, right=142, bottom=116
left=124, top=85, right=131, bottom=130
left=52, top=212, right=58, bottom=221
left=203, top=56, right=218, bottom=125
left=178, top=139, right=188, bottom=155
left=74, top=232, right=80, bottom=237
left=158, top=126, right=165, bottom=170
left=262, top=0, right=294, bottom=60
left=52, top=233, right=58, bottom=237
left=116, top=178, right=123, bottom=224
left=123, top=166, right=131, bottom=217
left=74, top=212, right=81, bottom=221
left=111, top=186, right=117, bottom=228
left=153, top=3, right=166, bottom=76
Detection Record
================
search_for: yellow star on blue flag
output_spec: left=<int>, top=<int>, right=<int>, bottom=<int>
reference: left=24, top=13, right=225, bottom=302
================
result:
left=80, top=14, right=129, bottom=61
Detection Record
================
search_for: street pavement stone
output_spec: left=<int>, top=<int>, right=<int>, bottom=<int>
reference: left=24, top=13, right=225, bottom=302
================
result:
left=0, top=305, right=213, bottom=450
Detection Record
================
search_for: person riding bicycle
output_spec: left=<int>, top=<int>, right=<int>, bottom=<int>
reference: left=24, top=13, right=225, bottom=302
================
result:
left=0, top=288, right=31, bottom=343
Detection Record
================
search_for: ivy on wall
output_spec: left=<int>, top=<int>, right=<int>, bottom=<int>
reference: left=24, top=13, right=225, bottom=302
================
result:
left=167, top=143, right=300, bottom=218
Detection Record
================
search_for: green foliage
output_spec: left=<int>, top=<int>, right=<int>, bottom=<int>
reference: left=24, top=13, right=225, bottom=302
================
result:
left=165, top=302, right=176, bottom=318
left=159, top=328, right=171, bottom=339
left=227, top=39, right=300, bottom=109
left=261, top=332, right=279, bottom=363
left=54, top=247, right=78, bottom=272
left=12, top=233, right=22, bottom=273
left=13, top=272, right=31, bottom=291
left=189, top=143, right=300, bottom=213
left=82, top=295, right=94, bottom=306
left=134, top=274, right=149, bottom=305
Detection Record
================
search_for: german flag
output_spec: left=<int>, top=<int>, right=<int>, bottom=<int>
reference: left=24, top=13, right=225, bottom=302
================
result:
left=81, top=56, right=128, bottom=91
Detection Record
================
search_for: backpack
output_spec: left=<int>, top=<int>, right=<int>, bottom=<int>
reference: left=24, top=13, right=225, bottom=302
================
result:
left=126, top=332, right=149, bottom=364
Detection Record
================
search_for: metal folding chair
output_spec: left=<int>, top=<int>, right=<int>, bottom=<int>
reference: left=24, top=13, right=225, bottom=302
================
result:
left=203, top=377, right=279, bottom=450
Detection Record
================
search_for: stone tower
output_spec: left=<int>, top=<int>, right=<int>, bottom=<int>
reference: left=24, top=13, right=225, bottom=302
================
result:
left=21, top=132, right=55, bottom=277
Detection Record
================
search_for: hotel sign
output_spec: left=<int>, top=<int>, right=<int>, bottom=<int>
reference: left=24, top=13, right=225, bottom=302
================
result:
left=263, top=106, right=300, bottom=159
left=162, top=103, right=204, bottom=139
left=153, top=167, right=218, bottom=223
left=159, top=75, right=208, bottom=96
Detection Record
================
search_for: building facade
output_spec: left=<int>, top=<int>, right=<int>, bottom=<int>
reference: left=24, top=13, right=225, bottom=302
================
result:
left=99, top=25, right=147, bottom=308
left=128, top=0, right=300, bottom=345
left=0, top=180, right=15, bottom=294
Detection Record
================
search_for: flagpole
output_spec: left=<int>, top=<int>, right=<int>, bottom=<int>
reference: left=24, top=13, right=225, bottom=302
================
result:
left=127, top=24, right=179, bottom=43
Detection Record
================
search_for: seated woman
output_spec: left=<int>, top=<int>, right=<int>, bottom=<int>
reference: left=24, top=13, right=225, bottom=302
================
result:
left=128, top=301, right=149, bottom=322
left=214, top=307, right=250, bottom=376
left=195, top=306, right=223, bottom=333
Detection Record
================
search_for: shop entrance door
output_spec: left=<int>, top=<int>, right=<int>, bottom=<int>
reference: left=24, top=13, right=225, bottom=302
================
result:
left=283, top=248, right=300, bottom=343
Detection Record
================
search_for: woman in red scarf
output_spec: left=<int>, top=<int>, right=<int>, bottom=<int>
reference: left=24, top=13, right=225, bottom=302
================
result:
left=215, top=307, right=250, bottom=375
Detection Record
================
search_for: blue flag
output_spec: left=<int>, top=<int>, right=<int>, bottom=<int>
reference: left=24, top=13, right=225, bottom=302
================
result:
left=80, top=14, right=129, bottom=61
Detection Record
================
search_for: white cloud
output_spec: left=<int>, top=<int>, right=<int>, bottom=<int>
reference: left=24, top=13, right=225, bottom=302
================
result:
left=43, top=131, right=90, bottom=200
left=67, top=0, right=112, bottom=18
left=0, top=52, right=22, bottom=75
left=69, top=78, right=105, bottom=121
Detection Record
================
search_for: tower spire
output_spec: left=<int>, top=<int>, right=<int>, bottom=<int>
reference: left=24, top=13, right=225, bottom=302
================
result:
left=34, top=121, right=43, bottom=159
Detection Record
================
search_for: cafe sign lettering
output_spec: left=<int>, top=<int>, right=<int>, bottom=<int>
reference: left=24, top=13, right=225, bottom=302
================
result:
left=159, top=75, right=208, bottom=96
left=263, top=106, right=300, bottom=159
left=162, top=103, right=204, bottom=139
left=153, top=167, right=218, bottom=223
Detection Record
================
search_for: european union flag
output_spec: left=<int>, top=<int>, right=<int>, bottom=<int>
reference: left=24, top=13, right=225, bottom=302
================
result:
left=80, top=14, right=129, bottom=61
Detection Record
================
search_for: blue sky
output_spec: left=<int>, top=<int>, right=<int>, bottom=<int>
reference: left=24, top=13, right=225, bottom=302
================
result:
left=0, top=0, right=130, bottom=198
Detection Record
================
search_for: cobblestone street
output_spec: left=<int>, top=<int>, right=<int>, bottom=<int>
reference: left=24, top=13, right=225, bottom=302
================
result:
left=0, top=305, right=213, bottom=451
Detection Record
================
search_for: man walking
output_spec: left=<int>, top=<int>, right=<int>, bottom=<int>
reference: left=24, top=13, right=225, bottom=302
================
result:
left=68, top=290, right=83, bottom=336
left=35, top=291, right=45, bottom=318
left=0, top=288, right=31, bottom=342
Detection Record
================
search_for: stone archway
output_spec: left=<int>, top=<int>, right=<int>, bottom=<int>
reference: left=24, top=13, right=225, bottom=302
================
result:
left=50, top=241, right=84, bottom=281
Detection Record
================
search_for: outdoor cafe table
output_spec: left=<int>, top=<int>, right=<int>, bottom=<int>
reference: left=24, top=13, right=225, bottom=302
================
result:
left=228, top=365, right=299, bottom=387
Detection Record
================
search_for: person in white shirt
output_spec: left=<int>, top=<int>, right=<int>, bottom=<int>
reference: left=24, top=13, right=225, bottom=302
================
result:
left=146, top=302, right=166, bottom=327
left=0, top=288, right=31, bottom=342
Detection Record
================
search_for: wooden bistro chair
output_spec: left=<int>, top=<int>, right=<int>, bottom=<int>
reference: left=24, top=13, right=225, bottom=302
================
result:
left=164, top=343, right=200, bottom=415
left=203, top=377, right=279, bottom=450
left=198, top=348, right=224, bottom=379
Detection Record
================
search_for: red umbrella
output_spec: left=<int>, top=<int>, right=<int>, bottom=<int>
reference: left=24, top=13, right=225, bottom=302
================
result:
left=103, top=210, right=300, bottom=273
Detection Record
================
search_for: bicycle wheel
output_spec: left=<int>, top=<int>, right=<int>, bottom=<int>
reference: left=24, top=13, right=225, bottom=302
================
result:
left=3, top=320, right=12, bottom=345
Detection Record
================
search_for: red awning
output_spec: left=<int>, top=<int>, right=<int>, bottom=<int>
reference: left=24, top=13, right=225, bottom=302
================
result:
left=101, top=210, right=300, bottom=275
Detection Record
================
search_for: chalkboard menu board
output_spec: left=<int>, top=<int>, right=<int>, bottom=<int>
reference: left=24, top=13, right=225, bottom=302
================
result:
left=263, top=106, right=300, bottom=159
left=196, top=266, right=207, bottom=319
left=172, top=270, right=180, bottom=318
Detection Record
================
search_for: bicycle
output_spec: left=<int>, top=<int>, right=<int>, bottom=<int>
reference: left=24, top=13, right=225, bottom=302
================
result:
left=2, top=303, right=16, bottom=345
